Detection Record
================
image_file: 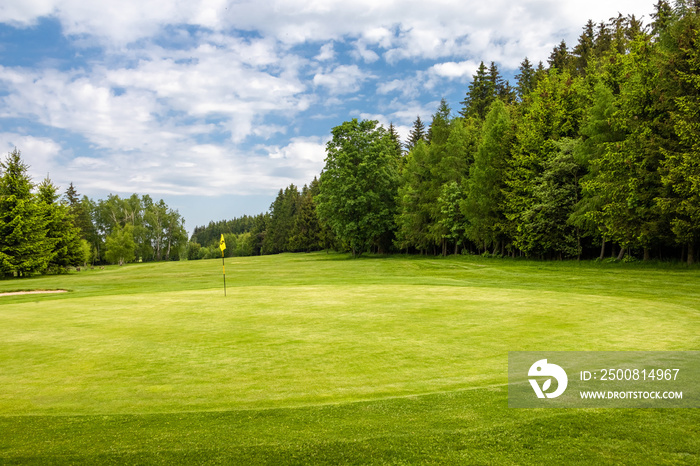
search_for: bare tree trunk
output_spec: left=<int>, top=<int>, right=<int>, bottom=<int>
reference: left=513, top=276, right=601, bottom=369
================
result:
left=688, top=243, right=695, bottom=266
left=454, top=242, right=458, bottom=255
left=577, top=236, right=581, bottom=261
left=643, top=247, right=650, bottom=261
left=617, top=247, right=626, bottom=261
left=599, top=239, right=606, bottom=260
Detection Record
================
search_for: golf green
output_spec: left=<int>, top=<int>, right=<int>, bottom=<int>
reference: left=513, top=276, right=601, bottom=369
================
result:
left=1, top=253, right=698, bottom=463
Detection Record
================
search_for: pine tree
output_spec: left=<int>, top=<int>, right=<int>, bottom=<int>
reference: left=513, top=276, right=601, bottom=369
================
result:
left=515, top=57, right=537, bottom=100
left=441, top=117, right=480, bottom=178
left=548, top=40, right=570, bottom=70
left=489, top=61, right=513, bottom=102
left=37, top=177, right=83, bottom=271
left=657, top=9, right=700, bottom=263
left=593, top=21, right=613, bottom=58
left=652, top=1, right=674, bottom=36
left=289, top=184, right=322, bottom=252
left=388, top=122, right=403, bottom=157
left=572, top=82, right=626, bottom=258
left=405, top=116, right=427, bottom=151
left=573, top=20, right=596, bottom=76
left=460, top=61, right=496, bottom=119
left=263, top=185, right=300, bottom=254
left=463, top=100, right=513, bottom=253
left=425, top=100, right=455, bottom=253
left=504, top=69, right=587, bottom=257
left=64, top=182, right=94, bottom=241
left=427, top=99, right=451, bottom=145
left=584, top=34, right=669, bottom=259
left=395, top=140, right=432, bottom=253
left=0, top=149, right=52, bottom=277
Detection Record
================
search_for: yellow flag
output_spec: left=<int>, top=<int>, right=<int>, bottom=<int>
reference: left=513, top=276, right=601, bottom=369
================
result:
left=219, top=234, right=226, bottom=253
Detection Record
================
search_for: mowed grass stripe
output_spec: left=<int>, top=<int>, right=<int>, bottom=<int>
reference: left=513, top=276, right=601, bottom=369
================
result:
left=1, top=390, right=698, bottom=464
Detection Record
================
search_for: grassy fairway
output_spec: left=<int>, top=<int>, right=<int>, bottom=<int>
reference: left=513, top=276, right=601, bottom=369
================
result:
left=1, top=253, right=699, bottom=463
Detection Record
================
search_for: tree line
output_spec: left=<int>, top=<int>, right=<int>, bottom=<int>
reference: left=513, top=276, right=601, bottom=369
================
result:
left=0, top=148, right=187, bottom=277
left=191, top=1, right=700, bottom=264
left=188, top=180, right=333, bottom=259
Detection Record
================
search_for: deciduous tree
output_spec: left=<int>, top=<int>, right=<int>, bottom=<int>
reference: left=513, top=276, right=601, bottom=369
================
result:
left=317, top=119, right=399, bottom=257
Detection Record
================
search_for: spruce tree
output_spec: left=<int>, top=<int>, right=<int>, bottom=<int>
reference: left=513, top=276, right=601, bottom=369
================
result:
left=593, top=21, right=613, bottom=57
left=64, top=182, right=94, bottom=241
left=405, top=116, right=427, bottom=151
left=0, top=149, right=51, bottom=277
left=463, top=100, right=513, bottom=253
left=657, top=9, right=700, bottom=263
left=504, top=69, right=587, bottom=258
left=427, top=99, right=451, bottom=145
left=460, top=61, right=495, bottom=119
left=548, top=40, right=570, bottom=70
left=37, top=177, right=83, bottom=271
left=652, top=1, right=674, bottom=36
left=573, top=20, right=596, bottom=75
left=289, top=184, right=322, bottom=252
left=515, top=58, right=537, bottom=100
left=584, top=35, right=669, bottom=259
left=395, top=140, right=432, bottom=253
left=388, top=122, right=403, bottom=157
left=488, top=62, right=513, bottom=102
left=263, top=185, right=300, bottom=254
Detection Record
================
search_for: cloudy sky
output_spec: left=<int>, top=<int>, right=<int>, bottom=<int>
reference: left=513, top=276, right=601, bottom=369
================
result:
left=1, top=0, right=658, bottom=233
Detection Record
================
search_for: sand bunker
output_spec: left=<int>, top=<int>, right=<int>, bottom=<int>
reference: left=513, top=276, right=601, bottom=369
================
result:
left=0, top=290, right=68, bottom=297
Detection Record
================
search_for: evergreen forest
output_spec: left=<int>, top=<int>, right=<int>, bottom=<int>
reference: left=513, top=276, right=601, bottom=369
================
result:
left=192, top=2, right=700, bottom=264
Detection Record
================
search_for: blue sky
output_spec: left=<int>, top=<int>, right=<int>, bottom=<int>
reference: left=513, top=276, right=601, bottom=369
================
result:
left=1, top=0, right=657, bottom=234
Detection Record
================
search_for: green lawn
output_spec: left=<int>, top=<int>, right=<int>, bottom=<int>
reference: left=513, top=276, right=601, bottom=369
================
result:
left=1, top=253, right=699, bottom=464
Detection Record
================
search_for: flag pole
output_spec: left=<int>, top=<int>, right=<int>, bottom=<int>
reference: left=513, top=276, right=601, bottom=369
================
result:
left=222, top=251, right=226, bottom=296
left=220, top=234, right=227, bottom=296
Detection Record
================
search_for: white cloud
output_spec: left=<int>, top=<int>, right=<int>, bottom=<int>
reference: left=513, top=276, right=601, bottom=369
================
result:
left=0, top=33, right=309, bottom=151
left=429, top=60, right=480, bottom=80
left=351, top=41, right=380, bottom=63
left=313, top=65, right=371, bottom=95
left=0, top=133, right=63, bottom=181
left=0, top=0, right=56, bottom=27
left=264, top=136, right=327, bottom=163
left=376, top=76, right=422, bottom=99
left=315, top=42, right=335, bottom=61
left=1, top=1, right=659, bottom=64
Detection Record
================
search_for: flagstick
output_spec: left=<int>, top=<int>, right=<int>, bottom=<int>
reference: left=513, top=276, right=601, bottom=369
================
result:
left=222, top=252, right=226, bottom=297
left=219, top=234, right=227, bottom=297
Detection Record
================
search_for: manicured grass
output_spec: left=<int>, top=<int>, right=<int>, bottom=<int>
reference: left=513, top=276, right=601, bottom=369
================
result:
left=1, top=253, right=699, bottom=463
